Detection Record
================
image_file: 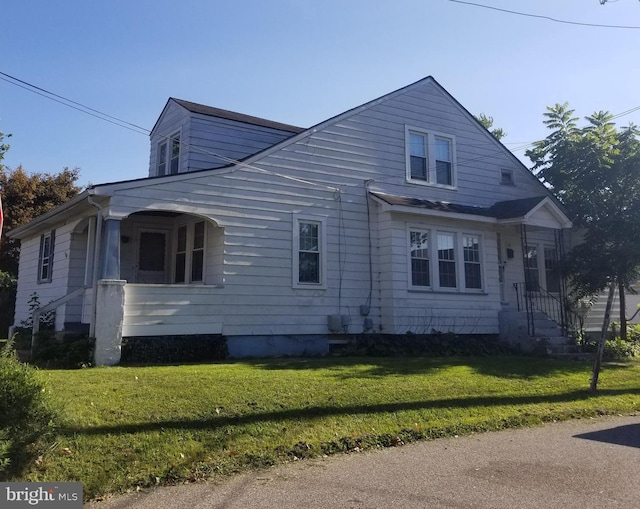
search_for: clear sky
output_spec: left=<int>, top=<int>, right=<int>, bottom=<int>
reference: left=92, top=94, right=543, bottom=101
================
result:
left=1, top=0, right=639, bottom=188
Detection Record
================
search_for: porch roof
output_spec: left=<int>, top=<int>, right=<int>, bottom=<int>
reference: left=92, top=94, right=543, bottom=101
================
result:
left=370, top=192, right=572, bottom=229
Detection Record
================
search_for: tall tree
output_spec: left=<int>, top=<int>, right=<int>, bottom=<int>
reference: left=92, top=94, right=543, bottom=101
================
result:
left=475, top=113, right=506, bottom=141
left=526, top=103, right=640, bottom=341
left=0, top=165, right=81, bottom=275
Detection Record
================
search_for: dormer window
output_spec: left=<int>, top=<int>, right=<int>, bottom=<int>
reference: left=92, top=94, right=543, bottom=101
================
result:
left=170, top=133, right=180, bottom=174
left=157, top=141, right=167, bottom=176
left=405, top=126, right=456, bottom=188
left=156, top=132, right=181, bottom=176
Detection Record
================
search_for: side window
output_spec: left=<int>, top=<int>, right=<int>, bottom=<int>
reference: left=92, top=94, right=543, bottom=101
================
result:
left=293, top=215, right=326, bottom=288
left=38, top=230, right=55, bottom=283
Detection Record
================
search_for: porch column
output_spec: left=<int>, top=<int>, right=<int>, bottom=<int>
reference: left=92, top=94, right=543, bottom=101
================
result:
left=93, top=279, right=125, bottom=366
left=101, top=218, right=121, bottom=279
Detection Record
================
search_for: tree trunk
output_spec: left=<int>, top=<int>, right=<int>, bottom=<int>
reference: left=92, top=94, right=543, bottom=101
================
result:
left=618, top=279, right=627, bottom=341
left=591, top=282, right=616, bottom=392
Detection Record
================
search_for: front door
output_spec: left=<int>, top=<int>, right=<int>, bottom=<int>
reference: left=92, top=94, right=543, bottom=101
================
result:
left=135, top=229, right=169, bottom=283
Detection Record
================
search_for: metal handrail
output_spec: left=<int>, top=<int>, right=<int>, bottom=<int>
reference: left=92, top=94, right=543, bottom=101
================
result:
left=513, top=282, right=584, bottom=339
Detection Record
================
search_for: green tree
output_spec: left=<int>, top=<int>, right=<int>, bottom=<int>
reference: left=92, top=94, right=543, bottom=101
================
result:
left=526, top=103, right=640, bottom=340
left=475, top=113, right=506, bottom=141
left=0, top=165, right=81, bottom=275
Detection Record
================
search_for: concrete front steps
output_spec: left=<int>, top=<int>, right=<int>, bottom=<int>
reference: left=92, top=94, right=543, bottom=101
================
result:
left=500, top=309, right=592, bottom=360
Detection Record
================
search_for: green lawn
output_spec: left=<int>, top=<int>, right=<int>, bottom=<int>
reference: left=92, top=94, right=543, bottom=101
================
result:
left=18, top=356, right=640, bottom=500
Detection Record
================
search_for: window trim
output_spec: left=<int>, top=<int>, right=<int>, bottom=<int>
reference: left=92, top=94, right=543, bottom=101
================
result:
left=407, top=225, right=484, bottom=293
left=173, top=219, right=207, bottom=284
left=156, top=130, right=181, bottom=176
left=292, top=214, right=327, bottom=289
left=37, top=230, right=55, bottom=284
left=405, top=126, right=457, bottom=189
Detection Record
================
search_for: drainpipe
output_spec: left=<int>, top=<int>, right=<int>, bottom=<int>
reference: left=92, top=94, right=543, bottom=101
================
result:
left=87, top=191, right=103, bottom=337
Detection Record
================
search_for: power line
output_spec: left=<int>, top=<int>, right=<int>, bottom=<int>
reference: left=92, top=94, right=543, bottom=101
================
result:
left=448, top=0, right=640, bottom=29
left=1, top=69, right=639, bottom=179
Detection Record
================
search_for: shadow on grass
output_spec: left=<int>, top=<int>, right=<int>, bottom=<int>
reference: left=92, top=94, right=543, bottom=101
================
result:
left=574, top=423, right=640, bottom=449
left=241, top=356, right=635, bottom=380
left=59, top=387, right=640, bottom=437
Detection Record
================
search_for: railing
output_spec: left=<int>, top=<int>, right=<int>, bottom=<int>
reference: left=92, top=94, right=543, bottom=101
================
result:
left=513, top=282, right=584, bottom=339
left=32, top=286, right=88, bottom=352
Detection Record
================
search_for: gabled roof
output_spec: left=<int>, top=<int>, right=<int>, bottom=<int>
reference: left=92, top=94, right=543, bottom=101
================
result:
left=151, top=98, right=305, bottom=135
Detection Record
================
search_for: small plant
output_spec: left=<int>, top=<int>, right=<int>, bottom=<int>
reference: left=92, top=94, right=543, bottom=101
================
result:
left=0, top=337, right=57, bottom=478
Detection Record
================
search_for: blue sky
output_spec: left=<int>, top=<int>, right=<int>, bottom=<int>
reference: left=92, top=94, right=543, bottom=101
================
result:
left=1, top=0, right=639, bottom=188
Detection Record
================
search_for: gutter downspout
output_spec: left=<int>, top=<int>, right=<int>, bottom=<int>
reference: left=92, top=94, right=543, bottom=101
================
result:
left=87, top=191, right=103, bottom=337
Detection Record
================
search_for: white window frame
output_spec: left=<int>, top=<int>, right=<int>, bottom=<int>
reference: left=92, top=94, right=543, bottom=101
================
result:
left=407, top=225, right=484, bottom=292
left=37, top=230, right=55, bottom=284
left=292, top=214, right=327, bottom=289
left=173, top=219, right=206, bottom=284
left=405, top=126, right=457, bottom=189
left=156, top=130, right=181, bottom=176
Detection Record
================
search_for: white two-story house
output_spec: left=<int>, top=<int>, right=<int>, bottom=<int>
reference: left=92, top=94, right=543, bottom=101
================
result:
left=8, top=76, right=574, bottom=364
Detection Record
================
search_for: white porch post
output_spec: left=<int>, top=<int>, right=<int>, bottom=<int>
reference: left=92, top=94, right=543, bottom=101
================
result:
left=93, top=279, right=125, bottom=366
left=101, top=218, right=121, bottom=279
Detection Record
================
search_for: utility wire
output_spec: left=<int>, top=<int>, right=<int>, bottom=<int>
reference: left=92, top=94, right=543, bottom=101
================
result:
left=448, top=0, right=640, bottom=29
left=2, top=69, right=639, bottom=178
left=0, top=70, right=340, bottom=193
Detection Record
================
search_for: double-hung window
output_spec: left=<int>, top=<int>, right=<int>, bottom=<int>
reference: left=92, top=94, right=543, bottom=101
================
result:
left=406, top=126, right=456, bottom=187
left=437, top=233, right=457, bottom=288
left=293, top=215, right=326, bottom=288
left=38, top=230, right=55, bottom=283
left=408, top=228, right=483, bottom=291
left=174, top=220, right=206, bottom=283
left=410, top=230, right=430, bottom=287
left=156, top=131, right=181, bottom=176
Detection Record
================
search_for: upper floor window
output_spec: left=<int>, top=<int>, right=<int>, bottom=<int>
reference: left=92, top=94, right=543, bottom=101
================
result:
left=293, top=215, right=327, bottom=288
left=405, top=126, right=456, bottom=188
left=156, top=132, right=180, bottom=176
left=157, top=142, right=167, bottom=176
left=170, top=133, right=180, bottom=175
left=38, top=230, right=55, bottom=283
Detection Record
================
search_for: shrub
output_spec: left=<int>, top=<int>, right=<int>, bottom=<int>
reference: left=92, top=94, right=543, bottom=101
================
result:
left=0, top=339, right=57, bottom=478
left=337, top=333, right=513, bottom=357
left=603, top=337, right=640, bottom=360
left=31, top=332, right=95, bottom=369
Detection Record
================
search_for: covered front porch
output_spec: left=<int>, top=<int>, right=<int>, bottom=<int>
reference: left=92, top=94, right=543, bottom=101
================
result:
left=67, top=207, right=228, bottom=365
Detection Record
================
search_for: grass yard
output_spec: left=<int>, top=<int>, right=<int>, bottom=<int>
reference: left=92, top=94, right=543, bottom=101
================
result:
left=16, top=356, right=640, bottom=500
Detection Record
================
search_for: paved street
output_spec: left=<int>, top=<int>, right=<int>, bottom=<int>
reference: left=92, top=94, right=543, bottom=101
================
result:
left=88, top=414, right=640, bottom=509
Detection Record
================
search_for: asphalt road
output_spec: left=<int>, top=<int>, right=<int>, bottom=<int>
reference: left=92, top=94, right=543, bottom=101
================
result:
left=87, top=414, right=640, bottom=509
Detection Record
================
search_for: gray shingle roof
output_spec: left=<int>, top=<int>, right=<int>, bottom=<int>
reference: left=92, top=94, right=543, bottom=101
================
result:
left=370, top=192, right=548, bottom=220
left=172, top=98, right=305, bottom=134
